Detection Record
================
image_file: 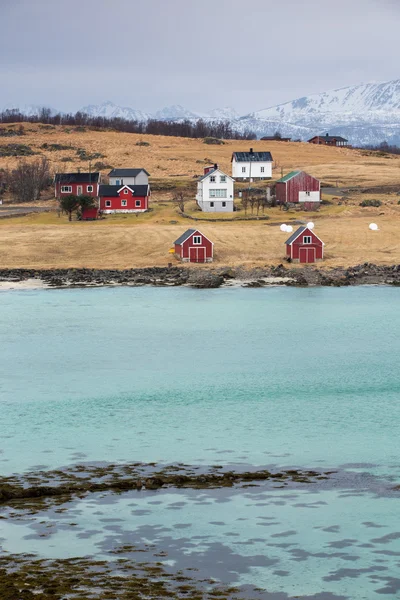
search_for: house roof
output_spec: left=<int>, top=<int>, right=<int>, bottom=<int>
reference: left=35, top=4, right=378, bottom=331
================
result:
left=174, top=229, right=197, bottom=245
left=55, top=172, right=100, bottom=183
left=199, top=168, right=233, bottom=182
left=108, top=168, right=150, bottom=177
left=232, top=151, right=273, bottom=162
left=285, top=226, right=324, bottom=246
left=99, top=184, right=149, bottom=197
left=309, top=134, right=348, bottom=142
left=276, top=170, right=301, bottom=183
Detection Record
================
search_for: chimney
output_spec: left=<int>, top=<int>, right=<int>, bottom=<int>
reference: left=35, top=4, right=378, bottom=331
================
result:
left=249, top=147, right=254, bottom=154
left=214, top=163, right=218, bottom=170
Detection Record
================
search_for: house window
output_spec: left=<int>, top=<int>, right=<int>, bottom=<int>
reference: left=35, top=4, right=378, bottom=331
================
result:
left=242, top=167, right=246, bottom=173
left=305, top=191, right=311, bottom=196
left=210, top=202, right=214, bottom=207
left=303, top=236, right=312, bottom=244
left=105, top=200, right=111, bottom=207
left=222, top=201, right=226, bottom=207
left=124, top=189, right=128, bottom=194
left=209, top=189, right=227, bottom=198
left=87, top=185, right=93, bottom=192
left=116, top=180, right=120, bottom=185
left=209, top=176, right=216, bottom=182
left=121, top=200, right=127, bottom=206
left=135, top=200, right=141, bottom=207
left=61, top=186, right=72, bottom=193
left=193, top=236, right=201, bottom=244
left=260, top=167, right=265, bottom=173
left=220, top=175, right=226, bottom=183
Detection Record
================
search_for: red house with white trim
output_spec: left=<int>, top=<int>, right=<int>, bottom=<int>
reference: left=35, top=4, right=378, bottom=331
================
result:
left=276, top=171, right=320, bottom=206
left=285, top=226, right=324, bottom=263
left=174, top=229, right=213, bottom=263
left=55, top=172, right=100, bottom=197
left=99, top=184, right=150, bottom=213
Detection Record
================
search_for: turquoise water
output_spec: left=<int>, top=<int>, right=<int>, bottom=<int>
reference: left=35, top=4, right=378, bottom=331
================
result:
left=1, top=286, right=400, bottom=598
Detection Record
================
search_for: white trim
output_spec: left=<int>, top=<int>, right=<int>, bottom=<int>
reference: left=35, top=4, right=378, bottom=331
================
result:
left=102, top=209, right=148, bottom=214
left=193, top=235, right=202, bottom=245
left=287, top=228, right=325, bottom=246
left=117, top=185, right=134, bottom=194
left=303, top=236, right=312, bottom=244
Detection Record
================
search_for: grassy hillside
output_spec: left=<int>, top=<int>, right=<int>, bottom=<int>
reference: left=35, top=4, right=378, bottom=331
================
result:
left=1, top=123, right=400, bottom=187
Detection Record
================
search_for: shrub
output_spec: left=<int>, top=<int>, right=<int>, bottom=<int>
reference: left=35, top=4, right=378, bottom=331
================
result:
left=93, top=161, right=113, bottom=170
left=135, top=141, right=150, bottom=146
left=0, top=144, right=35, bottom=157
left=41, top=143, right=73, bottom=151
left=39, top=124, right=56, bottom=130
left=203, top=137, right=225, bottom=145
left=359, top=199, right=382, bottom=207
left=0, top=125, right=25, bottom=137
left=60, top=157, right=73, bottom=162
left=76, top=148, right=104, bottom=161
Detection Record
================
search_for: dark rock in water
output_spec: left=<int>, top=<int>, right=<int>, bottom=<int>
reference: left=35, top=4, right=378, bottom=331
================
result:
left=188, top=272, right=224, bottom=288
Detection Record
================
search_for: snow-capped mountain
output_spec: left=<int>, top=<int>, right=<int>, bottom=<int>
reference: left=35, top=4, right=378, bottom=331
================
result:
left=1, top=104, right=59, bottom=117
left=80, top=101, right=150, bottom=122
left=208, top=106, right=239, bottom=120
left=238, top=80, right=400, bottom=144
left=154, top=105, right=201, bottom=121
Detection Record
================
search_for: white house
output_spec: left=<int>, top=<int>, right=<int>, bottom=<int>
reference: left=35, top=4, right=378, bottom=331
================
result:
left=196, top=164, right=234, bottom=212
left=231, top=149, right=273, bottom=180
left=108, top=168, right=150, bottom=186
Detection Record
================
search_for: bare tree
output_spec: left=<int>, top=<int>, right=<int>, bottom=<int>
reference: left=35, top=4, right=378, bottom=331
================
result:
left=241, top=190, right=249, bottom=215
left=8, top=157, right=51, bottom=203
left=173, top=190, right=188, bottom=213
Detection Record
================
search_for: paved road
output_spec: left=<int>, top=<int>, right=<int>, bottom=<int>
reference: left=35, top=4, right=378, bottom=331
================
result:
left=0, top=206, right=53, bottom=218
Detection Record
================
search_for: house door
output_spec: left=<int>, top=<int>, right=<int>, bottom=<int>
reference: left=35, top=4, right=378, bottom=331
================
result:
left=189, top=247, right=206, bottom=263
left=299, top=247, right=316, bottom=263
left=77, top=186, right=83, bottom=195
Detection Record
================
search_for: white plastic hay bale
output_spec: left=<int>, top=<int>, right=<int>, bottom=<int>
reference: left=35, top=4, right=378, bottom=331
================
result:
left=307, top=222, right=315, bottom=230
left=280, top=224, right=287, bottom=232
left=369, top=223, right=379, bottom=231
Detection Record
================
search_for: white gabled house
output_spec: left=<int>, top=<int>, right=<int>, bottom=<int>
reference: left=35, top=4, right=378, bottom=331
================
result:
left=108, top=168, right=150, bottom=186
left=196, top=164, right=234, bottom=212
left=231, top=148, right=273, bottom=180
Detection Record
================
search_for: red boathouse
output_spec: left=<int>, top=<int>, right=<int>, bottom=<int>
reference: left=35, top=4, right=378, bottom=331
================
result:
left=276, top=171, right=320, bottom=207
left=55, top=172, right=100, bottom=198
left=174, top=229, right=213, bottom=263
left=285, top=226, right=324, bottom=263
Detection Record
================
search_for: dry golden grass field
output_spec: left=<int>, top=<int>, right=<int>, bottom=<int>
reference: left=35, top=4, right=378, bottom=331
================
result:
left=0, top=123, right=400, bottom=269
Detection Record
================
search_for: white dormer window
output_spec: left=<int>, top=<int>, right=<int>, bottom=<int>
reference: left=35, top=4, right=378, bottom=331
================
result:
left=210, top=176, right=216, bottom=182
left=193, top=236, right=201, bottom=244
left=124, top=189, right=128, bottom=194
left=220, top=175, right=226, bottom=183
left=303, top=236, right=312, bottom=244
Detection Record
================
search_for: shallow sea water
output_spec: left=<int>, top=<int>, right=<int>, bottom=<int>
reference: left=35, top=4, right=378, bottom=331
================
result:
left=1, top=286, right=400, bottom=598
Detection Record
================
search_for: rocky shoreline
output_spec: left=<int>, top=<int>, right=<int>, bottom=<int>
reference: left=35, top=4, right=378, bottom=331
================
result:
left=0, top=263, right=399, bottom=289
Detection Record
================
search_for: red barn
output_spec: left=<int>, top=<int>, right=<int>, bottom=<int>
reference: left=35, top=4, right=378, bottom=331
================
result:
left=99, top=184, right=150, bottom=213
left=276, top=171, right=320, bottom=207
left=55, top=172, right=100, bottom=197
left=285, top=226, right=324, bottom=263
left=174, top=229, right=213, bottom=263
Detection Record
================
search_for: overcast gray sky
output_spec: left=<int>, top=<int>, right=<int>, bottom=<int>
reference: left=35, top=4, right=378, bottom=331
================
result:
left=1, top=0, right=399, bottom=114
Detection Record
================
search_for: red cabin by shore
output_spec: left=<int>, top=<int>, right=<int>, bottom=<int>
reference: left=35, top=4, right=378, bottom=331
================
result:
left=99, top=184, right=150, bottom=213
left=174, top=229, right=213, bottom=263
left=55, top=172, right=100, bottom=198
left=276, top=171, right=320, bottom=206
left=285, top=226, right=324, bottom=263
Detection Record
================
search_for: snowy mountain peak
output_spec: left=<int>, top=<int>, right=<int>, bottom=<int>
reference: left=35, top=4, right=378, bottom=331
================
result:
left=80, top=101, right=151, bottom=122
left=208, top=106, right=239, bottom=120
left=154, top=105, right=201, bottom=121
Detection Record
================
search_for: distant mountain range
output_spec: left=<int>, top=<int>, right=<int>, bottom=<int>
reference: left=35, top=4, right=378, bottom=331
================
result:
left=4, top=79, right=400, bottom=145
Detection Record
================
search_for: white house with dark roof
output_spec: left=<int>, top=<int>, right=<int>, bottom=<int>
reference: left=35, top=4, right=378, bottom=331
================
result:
left=108, top=168, right=150, bottom=186
left=231, top=148, right=273, bottom=180
left=196, top=164, right=234, bottom=212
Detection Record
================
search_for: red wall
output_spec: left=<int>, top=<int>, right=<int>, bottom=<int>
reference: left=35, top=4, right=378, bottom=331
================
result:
left=276, top=172, right=320, bottom=204
left=55, top=182, right=98, bottom=197
left=287, top=228, right=323, bottom=261
left=100, top=190, right=149, bottom=211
